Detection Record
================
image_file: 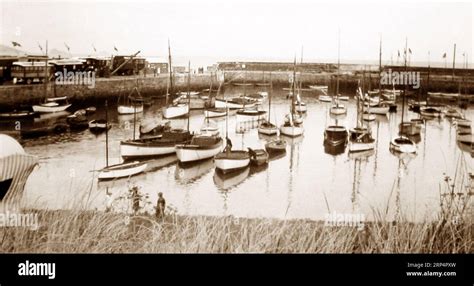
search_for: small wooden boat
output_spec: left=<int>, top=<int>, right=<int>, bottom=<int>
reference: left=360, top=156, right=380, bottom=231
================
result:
left=85, top=106, right=96, bottom=114
left=248, top=148, right=269, bottom=166
left=390, top=136, right=417, bottom=153
left=236, top=109, right=267, bottom=122
left=200, top=120, right=220, bottom=136
left=118, top=104, right=143, bottom=115
left=364, top=103, right=389, bottom=115
left=214, top=149, right=250, bottom=174
left=215, top=98, right=257, bottom=109
left=175, top=135, right=223, bottom=163
left=257, top=91, right=269, bottom=97
left=295, top=101, right=307, bottom=113
left=0, top=110, right=35, bottom=119
left=32, top=101, right=72, bottom=113
left=89, top=119, right=111, bottom=133
left=265, top=139, right=287, bottom=153
left=324, top=125, right=348, bottom=146
left=330, top=104, right=347, bottom=115
left=258, top=121, right=278, bottom=135
left=319, top=95, right=332, bottom=102
left=348, top=127, right=375, bottom=153
left=420, top=106, right=443, bottom=118
left=339, top=96, right=349, bottom=101
left=177, top=94, right=207, bottom=109
left=280, top=121, right=304, bottom=137
left=204, top=108, right=227, bottom=118
left=120, top=129, right=193, bottom=159
left=98, top=161, right=147, bottom=180
left=162, top=103, right=189, bottom=119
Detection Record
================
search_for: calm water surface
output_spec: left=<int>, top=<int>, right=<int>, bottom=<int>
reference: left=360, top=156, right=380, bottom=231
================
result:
left=5, top=86, right=473, bottom=222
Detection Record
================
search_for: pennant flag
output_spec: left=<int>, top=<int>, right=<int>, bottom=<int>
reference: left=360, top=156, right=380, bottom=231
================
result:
left=114, top=46, right=118, bottom=52
left=408, top=48, right=412, bottom=54
left=397, top=50, right=400, bottom=57
left=37, top=42, right=43, bottom=52
left=64, top=42, right=70, bottom=52
left=92, top=44, right=97, bottom=52
left=11, top=41, right=21, bottom=47
left=442, top=53, right=447, bottom=58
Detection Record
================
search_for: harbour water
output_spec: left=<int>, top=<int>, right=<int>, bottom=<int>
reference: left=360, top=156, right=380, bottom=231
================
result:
left=5, top=86, right=473, bottom=222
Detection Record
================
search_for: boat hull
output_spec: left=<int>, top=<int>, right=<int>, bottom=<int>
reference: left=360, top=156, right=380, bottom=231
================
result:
left=280, top=125, right=304, bottom=137
left=32, top=104, right=71, bottom=113
left=162, top=104, right=189, bottom=119
left=120, top=142, right=177, bottom=158
left=215, top=99, right=256, bottom=109
left=215, top=155, right=250, bottom=174
left=390, top=137, right=417, bottom=153
left=204, top=108, right=227, bottom=118
left=117, top=105, right=144, bottom=115
left=98, top=162, right=147, bottom=180
left=176, top=138, right=223, bottom=163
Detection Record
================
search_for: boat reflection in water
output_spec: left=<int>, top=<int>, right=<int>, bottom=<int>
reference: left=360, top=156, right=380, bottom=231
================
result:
left=175, top=158, right=214, bottom=184
left=348, top=149, right=375, bottom=160
left=324, top=139, right=346, bottom=156
left=213, top=166, right=250, bottom=191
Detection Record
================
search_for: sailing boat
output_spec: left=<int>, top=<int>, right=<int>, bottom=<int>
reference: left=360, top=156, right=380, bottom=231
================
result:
left=280, top=58, right=304, bottom=137
left=365, top=37, right=390, bottom=116
left=204, top=79, right=227, bottom=118
left=258, top=76, right=278, bottom=135
left=175, top=93, right=223, bottom=163
left=117, top=86, right=144, bottom=115
left=329, top=33, right=347, bottom=116
left=256, top=71, right=271, bottom=87
left=32, top=41, right=72, bottom=113
left=390, top=38, right=417, bottom=154
left=97, top=100, right=147, bottom=180
left=162, top=40, right=189, bottom=119
left=349, top=86, right=375, bottom=153
left=120, top=62, right=194, bottom=159
left=214, top=106, right=250, bottom=174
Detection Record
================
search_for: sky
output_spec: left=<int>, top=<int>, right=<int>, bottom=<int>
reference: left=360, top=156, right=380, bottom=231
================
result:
left=0, top=0, right=473, bottom=67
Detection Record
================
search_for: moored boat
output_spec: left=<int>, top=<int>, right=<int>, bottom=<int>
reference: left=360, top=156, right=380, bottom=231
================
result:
left=176, top=135, right=223, bottom=163
left=120, top=129, right=193, bottom=159
left=265, top=139, right=287, bottom=153
left=98, top=161, right=147, bottom=180
left=318, top=95, right=332, bottom=102
left=89, top=119, right=111, bottom=133
left=390, top=136, right=417, bottom=153
left=204, top=107, right=227, bottom=118
left=248, top=148, right=269, bottom=166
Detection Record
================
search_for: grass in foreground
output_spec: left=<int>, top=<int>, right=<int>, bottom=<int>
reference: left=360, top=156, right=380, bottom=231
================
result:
left=0, top=209, right=472, bottom=253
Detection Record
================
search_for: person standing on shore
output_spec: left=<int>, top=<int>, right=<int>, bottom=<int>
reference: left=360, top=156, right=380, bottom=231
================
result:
left=155, top=192, right=166, bottom=219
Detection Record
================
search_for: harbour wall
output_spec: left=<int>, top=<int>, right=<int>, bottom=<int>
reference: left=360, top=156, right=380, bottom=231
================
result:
left=1, top=69, right=473, bottom=109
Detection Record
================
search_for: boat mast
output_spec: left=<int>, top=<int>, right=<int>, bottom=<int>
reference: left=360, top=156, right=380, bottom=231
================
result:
left=378, top=36, right=382, bottom=95
left=187, top=61, right=191, bottom=132
left=401, top=37, right=408, bottom=130
left=268, top=72, right=272, bottom=123
left=336, top=30, right=340, bottom=105
left=105, top=100, right=109, bottom=167
left=291, top=57, right=297, bottom=122
left=43, top=40, right=48, bottom=100
left=167, top=39, right=172, bottom=106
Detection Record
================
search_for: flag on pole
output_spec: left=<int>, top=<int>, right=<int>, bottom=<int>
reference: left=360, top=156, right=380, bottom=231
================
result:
left=92, top=44, right=97, bottom=52
left=114, top=46, right=118, bottom=52
left=442, top=53, right=447, bottom=58
left=37, top=42, right=43, bottom=52
left=408, top=48, right=412, bottom=54
left=11, top=41, right=21, bottom=47
left=64, top=43, right=70, bottom=52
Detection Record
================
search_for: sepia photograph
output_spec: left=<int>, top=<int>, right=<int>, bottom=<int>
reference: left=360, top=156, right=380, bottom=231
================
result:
left=0, top=0, right=473, bottom=282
